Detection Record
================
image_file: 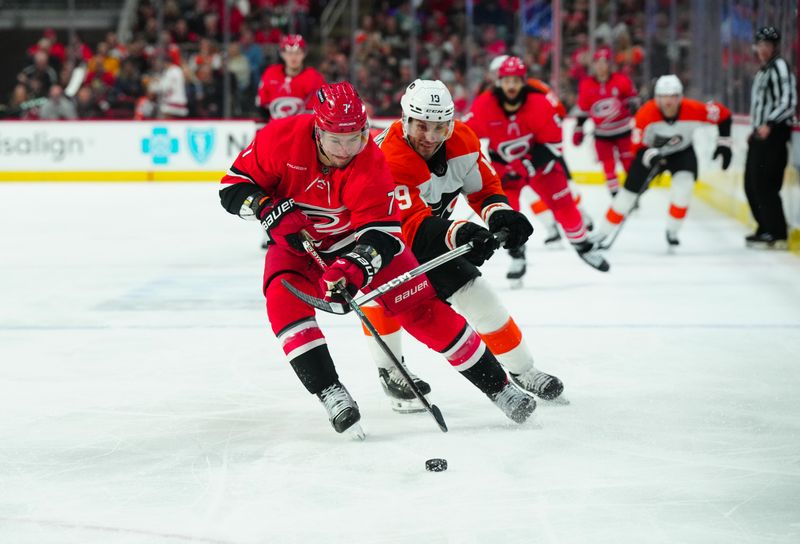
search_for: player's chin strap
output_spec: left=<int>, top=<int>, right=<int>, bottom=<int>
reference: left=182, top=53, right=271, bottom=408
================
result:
left=295, top=231, right=450, bottom=434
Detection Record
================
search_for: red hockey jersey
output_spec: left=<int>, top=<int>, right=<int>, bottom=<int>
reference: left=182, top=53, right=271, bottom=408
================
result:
left=576, top=73, right=637, bottom=137
left=256, top=64, right=325, bottom=120
left=221, top=114, right=402, bottom=255
left=464, top=90, right=563, bottom=164
left=631, top=98, right=731, bottom=155
left=375, top=120, right=508, bottom=248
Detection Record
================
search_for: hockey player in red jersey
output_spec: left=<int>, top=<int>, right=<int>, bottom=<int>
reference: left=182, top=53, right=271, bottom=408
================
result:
left=220, top=82, right=536, bottom=436
left=485, top=55, right=592, bottom=250
left=574, top=48, right=639, bottom=195
left=255, top=34, right=325, bottom=250
left=255, top=34, right=325, bottom=125
left=464, top=56, right=609, bottom=277
left=361, top=79, right=563, bottom=411
left=593, top=75, right=732, bottom=248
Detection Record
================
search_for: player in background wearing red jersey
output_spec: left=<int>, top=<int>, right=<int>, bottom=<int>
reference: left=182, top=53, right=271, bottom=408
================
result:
left=220, top=82, right=536, bottom=437
left=255, top=34, right=325, bottom=250
left=573, top=48, right=639, bottom=196
left=360, top=79, right=563, bottom=411
left=465, top=56, right=609, bottom=281
left=593, top=75, right=732, bottom=247
left=485, top=55, right=593, bottom=248
left=256, top=34, right=325, bottom=126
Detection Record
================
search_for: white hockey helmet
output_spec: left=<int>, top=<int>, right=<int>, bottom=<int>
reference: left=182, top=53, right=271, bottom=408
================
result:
left=400, top=79, right=455, bottom=140
left=654, top=74, right=683, bottom=96
left=489, top=54, right=510, bottom=75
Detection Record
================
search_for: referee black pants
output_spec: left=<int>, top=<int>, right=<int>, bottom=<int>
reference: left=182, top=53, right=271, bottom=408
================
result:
left=744, top=124, right=791, bottom=239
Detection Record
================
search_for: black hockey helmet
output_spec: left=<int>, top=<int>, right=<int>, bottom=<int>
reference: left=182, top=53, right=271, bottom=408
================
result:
left=754, top=26, right=780, bottom=43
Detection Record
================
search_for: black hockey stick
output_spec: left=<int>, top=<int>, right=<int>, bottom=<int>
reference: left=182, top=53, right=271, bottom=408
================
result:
left=283, top=229, right=510, bottom=315
left=297, top=236, right=449, bottom=433
left=599, top=160, right=665, bottom=250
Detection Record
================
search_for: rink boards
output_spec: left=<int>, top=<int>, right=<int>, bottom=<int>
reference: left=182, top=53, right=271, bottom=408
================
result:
left=0, top=116, right=797, bottom=250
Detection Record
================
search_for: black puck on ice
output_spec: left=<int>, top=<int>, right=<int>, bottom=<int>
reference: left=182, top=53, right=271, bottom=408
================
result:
left=425, top=458, right=447, bottom=472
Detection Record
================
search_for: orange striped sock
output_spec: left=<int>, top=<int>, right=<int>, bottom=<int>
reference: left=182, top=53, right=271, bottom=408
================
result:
left=361, top=305, right=402, bottom=336
left=478, top=318, right=523, bottom=355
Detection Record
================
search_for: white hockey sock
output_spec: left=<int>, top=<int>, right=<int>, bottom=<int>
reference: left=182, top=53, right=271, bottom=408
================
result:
left=666, top=171, right=694, bottom=234
left=448, top=277, right=534, bottom=375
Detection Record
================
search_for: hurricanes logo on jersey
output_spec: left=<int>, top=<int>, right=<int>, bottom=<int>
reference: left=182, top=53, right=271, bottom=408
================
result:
left=591, top=97, right=622, bottom=120
left=496, top=134, right=533, bottom=163
left=269, top=97, right=305, bottom=119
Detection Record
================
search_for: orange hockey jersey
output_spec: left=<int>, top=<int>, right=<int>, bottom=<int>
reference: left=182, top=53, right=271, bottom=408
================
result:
left=375, top=120, right=510, bottom=256
left=631, top=98, right=731, bottom=155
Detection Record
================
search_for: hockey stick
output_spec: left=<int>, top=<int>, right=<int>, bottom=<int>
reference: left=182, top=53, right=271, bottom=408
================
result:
left=283, top=229, right=509, bottom=315
left=599, top=160, right=665, bottom=250
left=298, top=236, right=449, bottom=433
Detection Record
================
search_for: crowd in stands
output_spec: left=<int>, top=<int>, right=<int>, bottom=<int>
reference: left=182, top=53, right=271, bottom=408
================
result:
left=4, top=0, right=752, bottom=121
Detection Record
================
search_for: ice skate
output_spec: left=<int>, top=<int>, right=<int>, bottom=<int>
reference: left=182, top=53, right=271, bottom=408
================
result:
left=573, top=240, right=610, bottom=272
left=666, top=230, right=680, bottom=247
left=491, top=382, right=537, bottom=423
left=318, top=382, right=363, bottom=437
left=378, top=359, right=432, bottom=413
left=543, top=224, right=562, bottom=246
left=745, top=233, right=788, bottom=250
left=506, top=246, right=527, bottom=288
left=510, top=368, right=564, bottom=401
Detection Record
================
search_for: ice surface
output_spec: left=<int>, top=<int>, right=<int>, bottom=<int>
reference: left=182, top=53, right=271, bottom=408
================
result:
left=1, top=182, right=799, bottom=543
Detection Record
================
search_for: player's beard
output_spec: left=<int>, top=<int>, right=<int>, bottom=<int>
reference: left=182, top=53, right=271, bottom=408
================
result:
left=494, top=86, right=529, bottom=107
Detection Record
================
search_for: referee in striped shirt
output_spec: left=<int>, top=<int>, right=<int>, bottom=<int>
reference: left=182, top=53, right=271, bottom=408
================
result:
left=744, top=26, right=797, bottom=248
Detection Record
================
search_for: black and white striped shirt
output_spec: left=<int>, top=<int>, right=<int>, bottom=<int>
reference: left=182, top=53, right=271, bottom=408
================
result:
left=750, top=55, right=797, bottom=127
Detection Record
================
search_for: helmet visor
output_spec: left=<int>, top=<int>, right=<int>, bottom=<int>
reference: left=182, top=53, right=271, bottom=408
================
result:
left=317, top=126, right=369, bottom=159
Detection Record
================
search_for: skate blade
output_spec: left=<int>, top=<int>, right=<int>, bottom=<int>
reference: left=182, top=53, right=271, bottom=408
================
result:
left=348, top=423, right=366, bottom=441
left=389, top=397, right=428, bottom=414
left=746, top=240, right=788, bottom=250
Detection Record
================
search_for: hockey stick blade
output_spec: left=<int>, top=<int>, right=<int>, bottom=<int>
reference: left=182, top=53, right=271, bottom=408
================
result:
left=281, top=279, right=349, bottom=314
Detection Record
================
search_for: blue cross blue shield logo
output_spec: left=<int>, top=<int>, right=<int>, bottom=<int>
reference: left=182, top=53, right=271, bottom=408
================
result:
left=187, top=128, right=215, bottom=164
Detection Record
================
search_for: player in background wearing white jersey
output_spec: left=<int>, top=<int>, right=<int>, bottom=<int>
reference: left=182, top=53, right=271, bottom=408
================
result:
left=593, top=75, right=732, bottom=248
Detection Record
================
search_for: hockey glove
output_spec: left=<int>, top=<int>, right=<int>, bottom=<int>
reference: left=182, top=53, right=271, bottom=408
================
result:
left=256, top=197, right=319, bottom=255
left=320, top=245, right=381, bottom=303
left=572, top=128, right=584, bottom=147
left=487, top=209, right=534, bottom=250
left=447, top=221, right=499, bottom=266
left=712, top=140, right=732, bottom=170
left=641, top=148, right=663, bottom=169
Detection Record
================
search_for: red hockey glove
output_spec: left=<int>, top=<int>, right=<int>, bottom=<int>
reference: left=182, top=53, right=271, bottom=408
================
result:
left=446, top=221, right=499, bottom=266
left=572, top=128, right=584, bottom=147
left=320, top=245, right=381, bottom=302
left=257, top=197, right=319, bottom=254
left=487, top=208, right=533, bottom=250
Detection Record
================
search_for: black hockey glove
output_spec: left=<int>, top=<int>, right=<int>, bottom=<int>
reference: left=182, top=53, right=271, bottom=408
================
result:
left=487, top=209, right=534, bottom=250
left=450, top=221, right=499, bottom=266
left=713, top=142, right=732, bottom=170
left=252, top=196, right=319, bottom=255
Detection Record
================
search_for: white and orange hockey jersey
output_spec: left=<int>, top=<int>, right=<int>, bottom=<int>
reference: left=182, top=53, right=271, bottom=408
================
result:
left=375, top=119, right=510, bottom=257
left=632, top=97, right=732, bottom=155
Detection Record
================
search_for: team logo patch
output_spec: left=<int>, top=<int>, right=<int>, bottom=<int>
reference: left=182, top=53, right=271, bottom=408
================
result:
left=591, top=97, right=621, bottom=119
left=270, top=97, right=306, bottom=119
left=496, top=134, right=533, bottom=163
left=186, top=127, right=215, bottom=164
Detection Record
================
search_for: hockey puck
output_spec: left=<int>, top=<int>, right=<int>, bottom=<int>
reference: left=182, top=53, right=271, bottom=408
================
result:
left=425, top=458, right=447, bottom=472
